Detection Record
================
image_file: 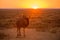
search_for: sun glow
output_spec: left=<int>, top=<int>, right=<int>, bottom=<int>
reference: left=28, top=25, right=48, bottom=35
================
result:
left=32, top=5, right=39, bottom=9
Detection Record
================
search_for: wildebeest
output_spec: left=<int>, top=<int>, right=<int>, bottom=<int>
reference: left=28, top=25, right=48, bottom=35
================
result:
left=16, top=15, right=29, bottom=37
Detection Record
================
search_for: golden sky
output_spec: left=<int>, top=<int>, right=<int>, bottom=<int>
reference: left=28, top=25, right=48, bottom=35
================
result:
left=0, top=0, right=60, bottom=8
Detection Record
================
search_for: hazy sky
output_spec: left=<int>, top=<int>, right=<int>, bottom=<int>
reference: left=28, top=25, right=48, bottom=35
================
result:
left=0, top=0, right=60, bottom=8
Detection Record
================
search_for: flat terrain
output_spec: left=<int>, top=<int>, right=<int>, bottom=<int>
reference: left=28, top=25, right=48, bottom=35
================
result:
left=0, top=28, right=60, bottom=40
left=0, top=9, right=60, bottom=40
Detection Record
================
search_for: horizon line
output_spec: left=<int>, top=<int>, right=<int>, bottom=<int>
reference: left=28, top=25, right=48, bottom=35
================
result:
left=0, top=8, right=60, bottom=9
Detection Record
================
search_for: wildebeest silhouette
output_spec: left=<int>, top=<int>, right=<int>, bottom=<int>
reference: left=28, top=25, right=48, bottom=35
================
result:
left=16, top=15, right=29, bottom=37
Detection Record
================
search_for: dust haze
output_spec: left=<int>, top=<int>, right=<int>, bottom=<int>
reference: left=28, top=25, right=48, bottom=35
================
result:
left=0, top=9, right=60, bottom=40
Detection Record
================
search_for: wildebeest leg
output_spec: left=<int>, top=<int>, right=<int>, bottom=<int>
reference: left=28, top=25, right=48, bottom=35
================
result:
left=17, top=28, right=21, bottom=37
left=23, top=28, right=25, bottom=37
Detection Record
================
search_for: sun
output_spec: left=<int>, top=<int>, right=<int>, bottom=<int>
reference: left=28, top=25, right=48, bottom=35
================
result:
left=32, top=5, right=39, bottom=9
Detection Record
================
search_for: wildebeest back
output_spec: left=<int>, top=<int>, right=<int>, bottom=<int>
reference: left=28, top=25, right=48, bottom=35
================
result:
left=16, top=16, right=29, bottom=28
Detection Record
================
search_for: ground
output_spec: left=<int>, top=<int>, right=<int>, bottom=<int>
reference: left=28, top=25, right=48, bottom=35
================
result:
left=0, top=28, right=60, bottom=40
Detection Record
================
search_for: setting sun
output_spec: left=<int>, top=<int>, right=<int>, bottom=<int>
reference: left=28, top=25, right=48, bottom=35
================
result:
left=32, top=5, right=39, bottom=9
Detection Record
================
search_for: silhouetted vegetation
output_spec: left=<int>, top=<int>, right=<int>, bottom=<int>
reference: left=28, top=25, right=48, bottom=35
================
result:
left=0, top=32, right=8, bottom=39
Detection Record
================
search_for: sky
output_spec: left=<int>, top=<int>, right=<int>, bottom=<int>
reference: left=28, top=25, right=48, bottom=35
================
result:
left=0, top=0, right=60, bottom=8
